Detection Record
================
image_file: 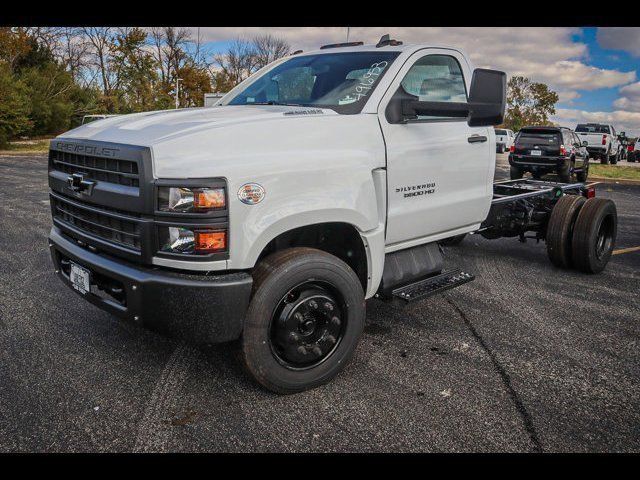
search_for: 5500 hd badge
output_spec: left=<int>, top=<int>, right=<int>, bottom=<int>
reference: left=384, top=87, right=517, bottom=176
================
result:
left=396, top=182, right=436, bottom=198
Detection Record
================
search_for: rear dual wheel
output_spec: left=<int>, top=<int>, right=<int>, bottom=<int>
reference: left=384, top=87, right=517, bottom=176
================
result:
left=546, top=195, right=586, bottom=268
left=242, top=248, right=365, bottom=394
left=546, top=196, right=617, bottom=273
left=572, top=198, right=617, bottom=273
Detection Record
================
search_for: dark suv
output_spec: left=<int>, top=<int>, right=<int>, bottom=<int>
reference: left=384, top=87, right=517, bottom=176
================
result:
left=509, top=126, right=589, bottom=182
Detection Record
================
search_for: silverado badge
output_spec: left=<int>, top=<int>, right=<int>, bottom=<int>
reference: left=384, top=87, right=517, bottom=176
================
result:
left=238, top=183, right=265, bottom=205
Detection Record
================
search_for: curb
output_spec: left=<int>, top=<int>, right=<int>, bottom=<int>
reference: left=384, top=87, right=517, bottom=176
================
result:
left=589, top=176, right=640, bottom=186
left=0, top=151, right=48, bottom=156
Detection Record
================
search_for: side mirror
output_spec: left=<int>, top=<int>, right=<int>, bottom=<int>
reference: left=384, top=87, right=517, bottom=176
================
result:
left=582, top=141, right=588, bottom=147
left=467, top=69, right=507, bottom=127
left=385, top=68, right=506, bottom=127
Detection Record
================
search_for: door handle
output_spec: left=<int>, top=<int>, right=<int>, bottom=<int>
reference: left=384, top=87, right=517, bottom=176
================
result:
left=468, top=135, right=487, bottom=143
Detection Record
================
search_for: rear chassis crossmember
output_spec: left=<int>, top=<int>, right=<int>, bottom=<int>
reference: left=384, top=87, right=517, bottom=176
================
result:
left=477, top=178, right=595, bottom=242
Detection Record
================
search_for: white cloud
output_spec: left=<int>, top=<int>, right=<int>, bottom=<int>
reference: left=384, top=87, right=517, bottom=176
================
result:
left=190, top=27, right=640, bottom=134
left=553, top=108, right=640, bottom=136
left=614, top=81, right=640, bottom=111
left=192, top=27, right=635, bottom=98
left=597, top=28, right=640, bottom=57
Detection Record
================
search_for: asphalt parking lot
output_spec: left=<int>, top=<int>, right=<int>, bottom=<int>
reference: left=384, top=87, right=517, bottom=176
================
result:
left=0, top=152, right=638, bottom=453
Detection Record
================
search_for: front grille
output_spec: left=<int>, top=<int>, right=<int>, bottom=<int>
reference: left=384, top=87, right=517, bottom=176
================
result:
left=50, top=149, right=139, bottom=187
left=52, top=195, right=142, bottom=251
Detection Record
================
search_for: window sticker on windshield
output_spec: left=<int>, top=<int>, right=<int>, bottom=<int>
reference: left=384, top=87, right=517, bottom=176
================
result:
left=339, top=61, right=389, bottom=105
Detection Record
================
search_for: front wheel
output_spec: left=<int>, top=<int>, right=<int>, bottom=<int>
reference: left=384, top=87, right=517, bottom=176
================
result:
left=242, top=247, right=365, bottom=394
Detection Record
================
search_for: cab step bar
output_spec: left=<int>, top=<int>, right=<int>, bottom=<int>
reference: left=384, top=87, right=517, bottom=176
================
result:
left=391, top=269, right=475, bottom=303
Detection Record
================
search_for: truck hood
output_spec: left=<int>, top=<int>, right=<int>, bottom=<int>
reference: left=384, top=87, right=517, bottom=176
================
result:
left=58, top=105, right=338, bottom=146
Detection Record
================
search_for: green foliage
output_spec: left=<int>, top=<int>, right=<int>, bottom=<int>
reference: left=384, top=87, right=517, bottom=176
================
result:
left=110, top=28, right=160, bottom=112
left=0, top=28, right=290, bottom=142
left=503, top=76, right=559, bottom=132
left=0, top=62, right=32, bottom=147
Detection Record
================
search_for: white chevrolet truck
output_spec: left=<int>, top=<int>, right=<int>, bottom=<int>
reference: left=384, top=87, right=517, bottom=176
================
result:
left=575, top=123, right=621, bottom=164
left=48, top=36, right=618, bottom=393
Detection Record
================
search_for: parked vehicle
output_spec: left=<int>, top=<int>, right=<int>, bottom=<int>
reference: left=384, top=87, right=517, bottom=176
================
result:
left=508, top=126, right=589, bottom=182
left=47, top=37, right=617, bottom=393
left=495, top=128, right=515, bottom=153
left=575, top=123, right=620, bottom=164
left=204, top=93, right=225, bottom=107
left=628, top=140, right=638, bottom=162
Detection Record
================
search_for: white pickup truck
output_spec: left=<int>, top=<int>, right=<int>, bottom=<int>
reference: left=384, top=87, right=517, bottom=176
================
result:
left=47, top=36, right=618, bottom=393
left=575, top=123, right=620, bottom=164
left=494, top=128, right=515, bottom=153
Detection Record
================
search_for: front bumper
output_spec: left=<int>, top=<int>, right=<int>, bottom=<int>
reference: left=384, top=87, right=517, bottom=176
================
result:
left=49, top=227, right=253, bottom=344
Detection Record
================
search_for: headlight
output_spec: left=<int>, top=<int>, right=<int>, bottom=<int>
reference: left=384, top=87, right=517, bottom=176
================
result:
left=158, top=187, right=225, bottom=213
left=159, top=227, right=227, bottom=255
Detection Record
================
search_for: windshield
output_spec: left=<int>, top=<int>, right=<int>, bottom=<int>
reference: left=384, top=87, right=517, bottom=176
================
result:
left=575, top=124, right=610, bottom=134
left=517, top=131, right=560, bottom=145
left=226, top=51, right=400, bottom=114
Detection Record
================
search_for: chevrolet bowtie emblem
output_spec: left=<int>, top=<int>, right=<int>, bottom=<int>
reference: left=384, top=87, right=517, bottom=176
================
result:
left=67, top=173, right=95, bottom=195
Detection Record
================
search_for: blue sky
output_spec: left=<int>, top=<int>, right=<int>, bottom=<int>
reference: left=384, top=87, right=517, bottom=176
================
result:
left=191, top=27, right=640, bottom=133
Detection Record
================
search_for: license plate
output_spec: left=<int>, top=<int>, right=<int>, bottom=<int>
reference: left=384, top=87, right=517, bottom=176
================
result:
left=69, top=262, right=91, bottom=295
left=530, top=150, right=542, bottom=156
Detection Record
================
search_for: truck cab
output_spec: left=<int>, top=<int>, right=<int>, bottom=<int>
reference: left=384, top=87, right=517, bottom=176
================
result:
left=48, top=38, right=614, bottom=393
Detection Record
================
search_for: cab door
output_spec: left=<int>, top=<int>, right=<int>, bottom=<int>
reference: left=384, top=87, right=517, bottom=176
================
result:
left=378, top=49, right=494, bottom=246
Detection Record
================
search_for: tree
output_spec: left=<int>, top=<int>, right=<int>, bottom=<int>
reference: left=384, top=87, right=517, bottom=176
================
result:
left=110, top=27, right=159, bottom=112
left=503, top=76, right=559, bottom=132
left=0, top=62, right=31, bottom=146
left=213, top=39, right=256, bottom=90
left=252, top=34, right=290, bottom=70
left=81, top=27, right=115, bottom=101
left=212, top=35, right=291, bottom=94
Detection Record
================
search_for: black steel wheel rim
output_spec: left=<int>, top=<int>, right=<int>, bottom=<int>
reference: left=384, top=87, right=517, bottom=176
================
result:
left=595, top=215, right=614, bottom=259
left=269, top=281, right=346, bottom=370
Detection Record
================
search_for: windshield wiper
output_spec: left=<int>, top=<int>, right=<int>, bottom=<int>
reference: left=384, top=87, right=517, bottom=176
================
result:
left=246, top=101, right=304, bottom=107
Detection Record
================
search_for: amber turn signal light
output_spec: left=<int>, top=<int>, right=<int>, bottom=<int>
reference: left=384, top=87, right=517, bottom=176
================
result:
left=194, top=188, right=225, bottom=210
left=194, top=230, right=227, bottom=253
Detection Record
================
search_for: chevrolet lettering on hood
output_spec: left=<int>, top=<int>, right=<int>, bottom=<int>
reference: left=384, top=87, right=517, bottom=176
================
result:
left=53, top=141, right=119, bottom=158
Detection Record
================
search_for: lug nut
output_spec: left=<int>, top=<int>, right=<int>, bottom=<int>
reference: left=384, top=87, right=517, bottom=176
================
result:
left=324, top=302, right=333, bottom=311
left=288, top=332, right=300, bottom=343
left=312, top=346, right=322, bottom=356
left=326, top=335, right=337, bottom=345
left=308, top=300, right=318, bottom=309
left=297, top=346, right=307, bottom=355
left=294, top=312, right=304, bottom=322
left=331, top=316, right=341, bottom=327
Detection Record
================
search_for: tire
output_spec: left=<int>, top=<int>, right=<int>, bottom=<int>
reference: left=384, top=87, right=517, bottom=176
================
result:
left=510, top=166, right=523, bottom=180
left=576, top=161, right=589, bottom=182
left=439, top=234, right=466, bottom=246
left=500, top=145, right=506, bottom=153
left=241, top=247, right=365, bottom=394
left=610, top=151, right=618, bottom=165
left=571, top=198, right=617, bottom=274
left=558, top=161, right=572, bottom=183
left=600, top=154, right=609, bottom=165
left=546, top=195, right=586, bottom=268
